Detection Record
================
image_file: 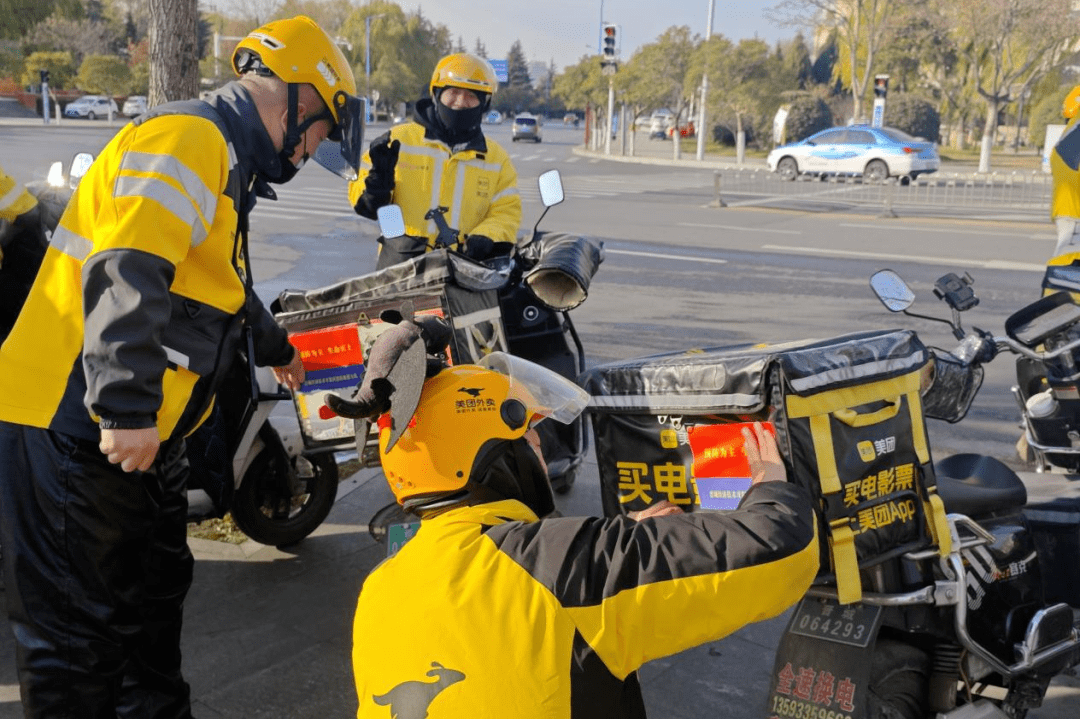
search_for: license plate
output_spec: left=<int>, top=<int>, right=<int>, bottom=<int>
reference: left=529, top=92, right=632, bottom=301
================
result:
left=788, top=597, right=882, bottom=648
left=386, top=522, right=421, bottom=558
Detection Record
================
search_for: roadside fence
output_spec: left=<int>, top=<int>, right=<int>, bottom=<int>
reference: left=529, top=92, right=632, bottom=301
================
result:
left=708, top=167, right=1052, bottom=219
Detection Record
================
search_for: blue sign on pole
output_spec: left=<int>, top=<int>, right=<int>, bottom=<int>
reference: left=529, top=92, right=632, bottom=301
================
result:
left=489, top=59, right=509, bottom=84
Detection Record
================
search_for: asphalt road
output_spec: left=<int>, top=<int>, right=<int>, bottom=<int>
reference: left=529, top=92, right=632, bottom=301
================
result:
left=0, top=119, right=1078, bottom=717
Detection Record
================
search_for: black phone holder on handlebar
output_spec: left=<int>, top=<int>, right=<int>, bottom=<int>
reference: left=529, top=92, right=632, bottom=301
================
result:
left=424, top=206, right=459, bottom=250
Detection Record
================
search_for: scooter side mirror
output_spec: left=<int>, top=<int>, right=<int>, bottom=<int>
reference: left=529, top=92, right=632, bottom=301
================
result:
left=376, top=204, right=406, bottom=239
left=538, top=170, right=564, bottom=208
left=69, top=152, right=94, bottom=188
left=870, top=269, right=915, bottom=312
left=46, top=161, right=65, bottom=188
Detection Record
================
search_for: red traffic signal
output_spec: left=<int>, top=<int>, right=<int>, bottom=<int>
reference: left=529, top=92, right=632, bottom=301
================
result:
left=602, top=23, right=617, bottom=61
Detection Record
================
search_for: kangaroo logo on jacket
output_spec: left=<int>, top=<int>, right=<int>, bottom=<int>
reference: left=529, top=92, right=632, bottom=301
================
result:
left=372, top=661, right=465, bottom=718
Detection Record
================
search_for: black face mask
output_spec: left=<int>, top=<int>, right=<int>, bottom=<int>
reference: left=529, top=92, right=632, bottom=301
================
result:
left=266, top=87, right=333, bottom=186
left=434, top=89, right=488, bottom=143
left=267, top=147, right=304, bottom=185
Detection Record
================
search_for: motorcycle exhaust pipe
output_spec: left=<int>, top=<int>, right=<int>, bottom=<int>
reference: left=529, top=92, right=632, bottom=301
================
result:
left=937, top=699, right=1010, bottom=719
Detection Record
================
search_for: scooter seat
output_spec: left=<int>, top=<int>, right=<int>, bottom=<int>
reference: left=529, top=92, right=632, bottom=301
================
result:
left=933, top=453, right=1027, bottom=518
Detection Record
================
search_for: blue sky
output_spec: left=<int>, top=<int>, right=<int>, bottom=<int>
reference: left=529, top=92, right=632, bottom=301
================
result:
left=403, top=0, right=806, bottom=72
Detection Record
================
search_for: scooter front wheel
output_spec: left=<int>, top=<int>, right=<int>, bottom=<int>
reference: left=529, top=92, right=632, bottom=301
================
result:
left=231, top=448, right=339, bottom=547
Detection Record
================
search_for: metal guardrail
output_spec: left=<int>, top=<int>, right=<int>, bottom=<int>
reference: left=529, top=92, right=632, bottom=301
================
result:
left=709, top=167, right=1052, bottom=218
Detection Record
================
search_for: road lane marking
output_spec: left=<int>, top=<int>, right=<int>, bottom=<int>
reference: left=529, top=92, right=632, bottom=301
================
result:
left=839, top=222, right=1048, bottom=239
left=678, top=222, right=802, bottom=234
left=606, top=248, right=728, bottom=264
left=761, top=244, right=1043, bottom=272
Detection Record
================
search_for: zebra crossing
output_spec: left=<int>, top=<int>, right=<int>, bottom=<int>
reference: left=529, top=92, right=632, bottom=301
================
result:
left=250, top=169, right=715, bottom=221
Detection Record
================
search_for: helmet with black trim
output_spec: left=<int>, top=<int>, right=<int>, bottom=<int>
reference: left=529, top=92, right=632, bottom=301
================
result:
left=379, top=352, right=587, bottom=516
left=429, top=53, right=498, bottom=105
left=232, top=15, right=364, bottom=179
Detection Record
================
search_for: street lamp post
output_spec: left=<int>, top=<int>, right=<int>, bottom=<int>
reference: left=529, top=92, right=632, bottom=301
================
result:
left=365, top=13, right=386, bottom=123
left=696, top=0, right=716, bottom=161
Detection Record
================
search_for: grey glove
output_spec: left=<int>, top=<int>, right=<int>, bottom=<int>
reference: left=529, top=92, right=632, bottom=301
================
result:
left=323, top=307, right=451, bottom=421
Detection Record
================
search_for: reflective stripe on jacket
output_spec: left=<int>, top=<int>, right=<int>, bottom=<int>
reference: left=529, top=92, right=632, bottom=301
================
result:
left=0, top=165, right=36, bottom=222
left=352, top=483, right=818, bottom=718
left=0, top=111, right=252, bottom=441
left=348, top=121, right=521, bottom=247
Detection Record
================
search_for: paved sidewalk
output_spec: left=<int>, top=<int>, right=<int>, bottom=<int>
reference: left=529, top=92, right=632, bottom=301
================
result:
left=3, top=450, right=1079, bottom=717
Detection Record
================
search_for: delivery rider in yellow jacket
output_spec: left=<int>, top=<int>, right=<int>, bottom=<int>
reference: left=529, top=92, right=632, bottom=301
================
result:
left=326, top=323, right=818, bottom=718
left=348, top=53, right=522, bottom=269
left=1049, top=86, right=1080, bottom=265
left=0, top=16, right=361, bottom=717
left=0, top=165, right=46, bottom=340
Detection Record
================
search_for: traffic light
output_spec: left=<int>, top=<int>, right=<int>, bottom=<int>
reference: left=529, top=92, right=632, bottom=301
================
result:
left=601, top=23, right=617, bottom=63
left=874, top=75, right=889, bottom=99
left=39, top=69, right=49, bottom=86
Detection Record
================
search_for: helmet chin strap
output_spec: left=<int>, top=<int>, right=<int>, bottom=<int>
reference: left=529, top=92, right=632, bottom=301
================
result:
left=281, top=83, right=302, bottom=158
left=281, top=83, right=334, bottom=160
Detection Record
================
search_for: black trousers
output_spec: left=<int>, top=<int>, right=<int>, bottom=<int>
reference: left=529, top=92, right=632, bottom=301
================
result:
left=0, top=423, right=194, bottom=719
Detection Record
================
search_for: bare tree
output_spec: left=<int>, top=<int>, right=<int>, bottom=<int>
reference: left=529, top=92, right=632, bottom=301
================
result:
left=26, top=15, right=120, bottom=66
left=149, top=0, right=198, bottom=104
left=940, top=0, right=1079, bottom=172
left=769, top=0, right=898, bottom=122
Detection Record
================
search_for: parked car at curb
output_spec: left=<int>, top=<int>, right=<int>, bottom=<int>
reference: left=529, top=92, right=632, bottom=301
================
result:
left=767, top=125, right=940, bottom=182
left=63, top=95, right=119, bottom=120
left=122, top=95, right=147, bottom=118
left=512, top=113, right=542, bottom=142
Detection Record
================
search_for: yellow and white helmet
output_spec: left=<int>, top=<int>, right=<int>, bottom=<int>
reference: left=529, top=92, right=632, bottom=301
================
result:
left=379, top=353, right=587, bottom=513
left=429, top=53, right=498, bottom=102
left=233, top=15, right=364, bottom=177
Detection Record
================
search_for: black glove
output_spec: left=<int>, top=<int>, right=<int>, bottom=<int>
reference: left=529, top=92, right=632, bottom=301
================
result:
left=462, top=234, right=513, bottom=261
left=354, top=132, right=401, bottom=220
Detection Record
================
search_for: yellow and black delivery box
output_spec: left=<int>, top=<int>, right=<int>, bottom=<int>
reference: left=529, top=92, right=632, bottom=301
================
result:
left=580, top=329, right=951, bottom=604
left=773, top=329, right=951, bottom=604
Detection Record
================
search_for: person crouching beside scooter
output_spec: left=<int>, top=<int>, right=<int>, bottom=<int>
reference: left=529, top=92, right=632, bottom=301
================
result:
left=329, top=319, right=819, bottom=718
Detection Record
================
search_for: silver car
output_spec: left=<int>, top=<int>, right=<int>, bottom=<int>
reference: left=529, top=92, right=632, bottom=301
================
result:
left=767, top=125, right=940, bottom=182
left=512, top=114, right=542, bottom=143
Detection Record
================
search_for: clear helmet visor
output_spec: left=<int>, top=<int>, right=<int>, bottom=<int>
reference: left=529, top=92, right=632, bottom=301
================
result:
left=477, top=352, right=589, bottom=426
left=312, top=91, right=365, bottom=180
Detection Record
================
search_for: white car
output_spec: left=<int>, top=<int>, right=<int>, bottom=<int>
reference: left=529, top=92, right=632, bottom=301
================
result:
left=511, top=113, right=542, bottom=142
left=64, top=95, right=119, bottom=120
left=767, top=125, right=940, bottom=182
left=122, top=95, right=147, bottom=117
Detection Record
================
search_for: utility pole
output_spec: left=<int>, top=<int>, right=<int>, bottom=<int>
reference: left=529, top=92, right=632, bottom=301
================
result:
left=605, top=77, right=614, bottom=155
left=366, top=14, right=387, bottom=123
left=695, top=0, right=716, bottom=161
left=599, top=21, right=618, bottom=155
